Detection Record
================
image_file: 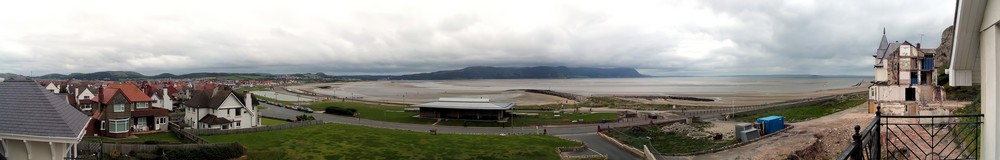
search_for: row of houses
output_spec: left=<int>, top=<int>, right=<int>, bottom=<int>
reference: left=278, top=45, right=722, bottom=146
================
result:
left=0, top=77, right=270, bottom=159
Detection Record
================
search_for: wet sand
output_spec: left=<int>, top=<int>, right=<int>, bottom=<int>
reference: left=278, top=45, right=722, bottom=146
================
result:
left=288, top=78, right=866, bottom=106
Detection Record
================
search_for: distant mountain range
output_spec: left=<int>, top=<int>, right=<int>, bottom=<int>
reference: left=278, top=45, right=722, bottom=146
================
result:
left=395, top=66, right=645, bottom=80
left=30, top=71, right=278, bottom=81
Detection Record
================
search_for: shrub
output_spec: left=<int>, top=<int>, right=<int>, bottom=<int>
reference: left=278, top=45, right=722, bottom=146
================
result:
left=296, top=114, right=316, bottom=121
left=131, top=151, right=159, bottom=160
left=324, top=106, right=358, bottom=116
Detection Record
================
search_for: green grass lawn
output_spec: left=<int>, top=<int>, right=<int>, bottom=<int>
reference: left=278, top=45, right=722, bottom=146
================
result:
left=305, top=101, right=619, bottom=127
left=735, top=99, right=867, bottom=122
left=203, top=123, right=582, bottom=160
left=82, top=132, right=182, bottom=143
left=261, top=117, right=290, bottom=125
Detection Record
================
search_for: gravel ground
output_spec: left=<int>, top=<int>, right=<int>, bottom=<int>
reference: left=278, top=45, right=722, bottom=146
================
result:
left=664, top=103, right=874, bottom=159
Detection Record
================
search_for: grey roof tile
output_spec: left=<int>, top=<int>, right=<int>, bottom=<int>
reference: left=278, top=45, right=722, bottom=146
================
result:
left=0, top=78, right=90, bottom=138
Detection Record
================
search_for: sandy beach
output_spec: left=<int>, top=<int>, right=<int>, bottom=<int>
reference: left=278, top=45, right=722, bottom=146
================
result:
left=287, top=77, right=867, bottom=106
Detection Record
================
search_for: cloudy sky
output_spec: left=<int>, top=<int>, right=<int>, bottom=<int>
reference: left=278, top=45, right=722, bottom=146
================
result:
left=0, top=0, right=954, bottom=76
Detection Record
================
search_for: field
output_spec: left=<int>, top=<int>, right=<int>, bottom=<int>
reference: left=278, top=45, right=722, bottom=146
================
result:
left=203, top=123, right=582, bottom=160
left=735, top=99, right=866, bottom=122
left=82, top=132, right=182, bottom=143
left=305, top=101, right=618, bottom=127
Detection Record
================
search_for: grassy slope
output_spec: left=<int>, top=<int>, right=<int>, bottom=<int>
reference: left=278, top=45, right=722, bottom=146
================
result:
left=735, top=99, right=866, bottom=122
left=82, top=132, right=181, bottom=143
left=305, top=101, right=618, bottom=127
left=203, top=123, right=581, bottom=160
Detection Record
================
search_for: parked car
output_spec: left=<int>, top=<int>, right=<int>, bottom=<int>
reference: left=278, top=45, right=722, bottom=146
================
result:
left=298, top=107, right=314, bottom=113
left=285, top=105, right=295, bottom=109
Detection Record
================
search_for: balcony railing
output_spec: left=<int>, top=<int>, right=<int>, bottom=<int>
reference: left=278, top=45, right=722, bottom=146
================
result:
left=837, top=108, right=983, bottom=160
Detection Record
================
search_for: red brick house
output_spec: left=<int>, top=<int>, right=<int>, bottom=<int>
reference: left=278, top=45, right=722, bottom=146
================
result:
left=86, top=83, right=170, bottom=138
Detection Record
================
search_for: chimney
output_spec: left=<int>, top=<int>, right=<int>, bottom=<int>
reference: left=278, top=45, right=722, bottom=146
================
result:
left=916, top=43, right=921, bottom=49
left=245, top=92, right=254, bottom=111
left=97, top=87, right=104, bottom=111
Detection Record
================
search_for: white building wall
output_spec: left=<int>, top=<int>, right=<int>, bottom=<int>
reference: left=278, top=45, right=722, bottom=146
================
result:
left=183, top=93, right=258, bottom=129
left=76, top=89, right=95, bottom=100
left=875, top=67, right=888, bottom=81
left=981, top=21, right=999, bottom=160
left=0, top=139, right=73, bottom=160
left=216, top=94, right=254, bottom=129
left=45, top=83, right=58, bottom=93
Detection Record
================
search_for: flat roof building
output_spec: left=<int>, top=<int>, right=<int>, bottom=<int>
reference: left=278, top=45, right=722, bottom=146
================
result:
left=413, top=98, right=514, bottom=121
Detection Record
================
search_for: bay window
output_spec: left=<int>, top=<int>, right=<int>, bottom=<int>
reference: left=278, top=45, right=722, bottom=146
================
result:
left=109, top=119, right=129, bottom=133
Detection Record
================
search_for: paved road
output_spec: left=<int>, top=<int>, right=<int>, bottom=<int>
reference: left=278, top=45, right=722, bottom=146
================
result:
left=558, top=133, right=638, bottom=160
left=260, top=103, right=685, bottom=160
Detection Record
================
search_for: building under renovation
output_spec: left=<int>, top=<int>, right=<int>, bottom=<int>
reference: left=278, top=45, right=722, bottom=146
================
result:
left=868, top=30, right=943, bottom=115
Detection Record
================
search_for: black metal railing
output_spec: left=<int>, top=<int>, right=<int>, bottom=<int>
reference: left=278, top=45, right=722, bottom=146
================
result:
left=838, top=108, right=983, bottom=160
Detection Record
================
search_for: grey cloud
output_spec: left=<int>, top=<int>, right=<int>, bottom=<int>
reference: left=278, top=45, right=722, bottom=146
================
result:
left=0, top=0, right=954, bottom=76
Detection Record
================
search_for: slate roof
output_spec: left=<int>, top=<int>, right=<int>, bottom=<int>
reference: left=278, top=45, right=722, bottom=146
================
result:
left=0, top=78, right=90, bottom=138
left=198, top=114, right=232, bottom=125
left=184, top=86, right=255, bottom=109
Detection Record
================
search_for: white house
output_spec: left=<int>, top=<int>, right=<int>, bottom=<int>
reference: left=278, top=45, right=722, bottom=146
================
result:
left=950, top=0, right=1000, bottom=159
left=44, top=82, right=61, bottom=93
left=0, top=78, right=90, bottom=160
left=183, top=86, right=259, bottom=129
left=150, top=88, right=175, bottom=111
left=70, top=86, right=95, bottom=101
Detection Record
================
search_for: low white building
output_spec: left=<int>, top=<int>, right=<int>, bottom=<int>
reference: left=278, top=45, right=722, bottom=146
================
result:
left=0, top=78, right=90, bottom=160
left=183, top=86, right=260, bottom=129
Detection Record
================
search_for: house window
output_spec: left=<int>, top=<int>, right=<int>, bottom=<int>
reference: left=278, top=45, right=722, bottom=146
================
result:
left=83, top=96, right=90, bottom=99
left=160, top=118, right=167, bottom=124
left=114, top=104, right=125, bottom=112
left=137, top=118, right=147, bottom=127
left=236, top=121, right=241, bottom=127
left=110, top=119, right=129, bottom=133
left=236, top=108, right=242, bottom=116
left=137, top=102, right=148, bottom=109
left=100, top=120, right=105, bottom=130
left=82, top=104, right=92, bottom=111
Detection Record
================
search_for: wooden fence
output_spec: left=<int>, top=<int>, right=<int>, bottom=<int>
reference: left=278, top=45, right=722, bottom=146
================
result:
left=168, top=122, right=209, bottom=144
left=183, top=120, right=324, bottom=136
left=76, top=141, right=246, bottom=155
